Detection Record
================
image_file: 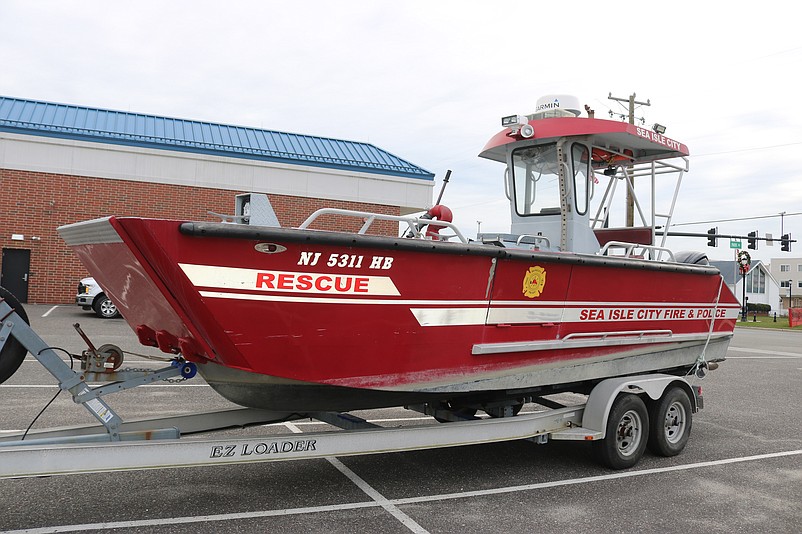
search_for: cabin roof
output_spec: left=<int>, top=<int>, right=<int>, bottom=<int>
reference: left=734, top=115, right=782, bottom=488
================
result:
left=479, top=116, right=689, bottom=164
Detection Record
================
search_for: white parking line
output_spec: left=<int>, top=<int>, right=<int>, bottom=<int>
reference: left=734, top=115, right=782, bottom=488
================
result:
left=22, top=358, right=167, bottom=363
left=0, top=384, right=209, bottom=388
left=284, top=421, right=429, bottom=533
left=41, top=305, right=60, bottom=317
left=728, top=356, right=802, bottom=359
left=328, top=456, right=429, bottom=534
left=6, top=449, right=800, bottom=534
left=4, top=502, right=379, bottom=534
left=728, top=347, right=801, bottom=358
left=393, top=449, right=802, bottom=505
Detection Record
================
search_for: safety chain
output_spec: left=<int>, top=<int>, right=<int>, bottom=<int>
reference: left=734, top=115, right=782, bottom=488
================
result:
left=117, top=349, right=192, bottom=382
left=116, top=365, right=190, bottom=383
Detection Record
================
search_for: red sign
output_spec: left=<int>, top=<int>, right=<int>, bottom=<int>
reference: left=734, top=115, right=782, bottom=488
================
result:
left=789, top=308, right=802, bottom=328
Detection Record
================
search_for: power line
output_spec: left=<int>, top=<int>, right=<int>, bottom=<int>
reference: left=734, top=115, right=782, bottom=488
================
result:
left=670, top=211, right=802, bottom=227
left=692, top=141, right=802, bottom=158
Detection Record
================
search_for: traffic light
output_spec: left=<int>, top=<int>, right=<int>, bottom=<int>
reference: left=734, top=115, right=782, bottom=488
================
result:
left=707, top=227, right=717, bottom=247
left=747, top=231, right=758, bottom=250
left=781, top=233, right=791, bottom=252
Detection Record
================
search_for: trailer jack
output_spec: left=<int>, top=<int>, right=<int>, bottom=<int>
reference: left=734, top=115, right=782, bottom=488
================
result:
left=0, top=298, right=195, bottom=443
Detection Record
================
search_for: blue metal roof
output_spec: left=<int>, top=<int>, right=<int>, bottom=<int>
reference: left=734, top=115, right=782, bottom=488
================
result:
left=0, top=96, right=433, bottom=180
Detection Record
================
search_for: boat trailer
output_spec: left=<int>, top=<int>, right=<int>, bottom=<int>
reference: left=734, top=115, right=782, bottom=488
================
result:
left=0, top=297, right=702, bottom=478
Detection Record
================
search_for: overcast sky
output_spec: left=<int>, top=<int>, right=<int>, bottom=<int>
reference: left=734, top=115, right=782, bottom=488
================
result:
left=2, top=1, right=800, bottom=265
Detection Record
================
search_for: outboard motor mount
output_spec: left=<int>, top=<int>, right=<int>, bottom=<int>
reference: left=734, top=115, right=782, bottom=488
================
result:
left=674, top=251, right=710, bottom=265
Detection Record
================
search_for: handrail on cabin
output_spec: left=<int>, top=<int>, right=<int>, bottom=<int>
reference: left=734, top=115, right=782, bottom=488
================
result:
left=515, top=234, right=552, bottom=249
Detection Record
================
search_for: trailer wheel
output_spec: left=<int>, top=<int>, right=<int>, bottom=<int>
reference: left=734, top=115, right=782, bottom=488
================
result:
left=595, top=394, right=649, bottom=469
left=647, top=386, right=692, bottom=457
left=0, top=286, right=29, bottom=384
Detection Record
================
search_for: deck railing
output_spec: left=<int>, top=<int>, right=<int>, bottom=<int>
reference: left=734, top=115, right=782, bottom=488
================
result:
left=298, top=208, right=468, bottom=243
left=599, top=240, right=675, bottom=262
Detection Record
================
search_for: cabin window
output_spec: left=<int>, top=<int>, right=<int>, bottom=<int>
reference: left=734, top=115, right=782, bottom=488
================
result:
left=511, top=143, right=561, bottom=217
left=571, top=143, right=590, bottom=215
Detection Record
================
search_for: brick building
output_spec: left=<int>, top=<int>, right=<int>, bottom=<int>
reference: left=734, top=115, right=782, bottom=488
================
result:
left=0, top=96, right=433, bottom=303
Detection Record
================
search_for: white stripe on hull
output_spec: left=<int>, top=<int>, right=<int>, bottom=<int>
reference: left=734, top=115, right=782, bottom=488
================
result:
left=199, top=290, right=739, bottom=326
left=198, top=289, right=741, bottom=311
left=182, top=263, right=400, bottom=296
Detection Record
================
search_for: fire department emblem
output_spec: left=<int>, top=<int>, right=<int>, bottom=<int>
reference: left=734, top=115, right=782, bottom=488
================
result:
left=522, top=266, right=546, bottom=298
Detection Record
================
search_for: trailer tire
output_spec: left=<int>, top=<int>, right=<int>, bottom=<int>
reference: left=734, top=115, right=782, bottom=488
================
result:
left=0, top=286, right=29, bottom=384
left=594, top=394, right=649, bottom=469
left=647, top=386, right=692, bottom=457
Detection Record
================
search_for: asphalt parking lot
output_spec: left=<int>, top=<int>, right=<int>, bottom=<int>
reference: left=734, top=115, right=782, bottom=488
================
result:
left=1, top=304, right=801, bottom=533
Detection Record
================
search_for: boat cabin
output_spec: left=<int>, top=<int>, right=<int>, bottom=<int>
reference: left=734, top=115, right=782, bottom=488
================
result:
left=478, top=95, right=689, bottom=259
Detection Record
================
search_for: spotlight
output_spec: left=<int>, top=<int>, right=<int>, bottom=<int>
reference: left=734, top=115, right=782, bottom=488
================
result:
left=501, top=114, right=533, bottom=137
left=501, top=114, right=523, bottom=128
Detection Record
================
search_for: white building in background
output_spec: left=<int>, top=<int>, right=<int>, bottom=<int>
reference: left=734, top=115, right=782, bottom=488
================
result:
left=710, top=260, right=782, bottom=314
left=768, top=257, right=802, bottom=311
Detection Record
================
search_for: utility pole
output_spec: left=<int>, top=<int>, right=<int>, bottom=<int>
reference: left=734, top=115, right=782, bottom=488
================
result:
left=609, top=92, right=650, bottom=226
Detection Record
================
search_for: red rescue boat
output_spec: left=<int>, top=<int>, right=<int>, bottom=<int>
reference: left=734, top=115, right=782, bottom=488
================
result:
left=57, top=95, right=739, bottom=413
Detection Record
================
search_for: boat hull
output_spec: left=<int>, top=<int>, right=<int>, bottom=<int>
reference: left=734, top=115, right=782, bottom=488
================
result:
left=58, top=217, right=739, bottom=411
left=198, top=336, right=729, bottom=411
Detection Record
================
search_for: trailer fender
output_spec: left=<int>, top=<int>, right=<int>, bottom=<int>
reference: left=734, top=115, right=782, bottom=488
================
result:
left=581, top=374, right=696, bottom=438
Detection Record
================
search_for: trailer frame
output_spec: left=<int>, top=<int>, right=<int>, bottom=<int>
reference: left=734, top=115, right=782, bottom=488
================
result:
left=0, top=297, right=701, bottom=479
